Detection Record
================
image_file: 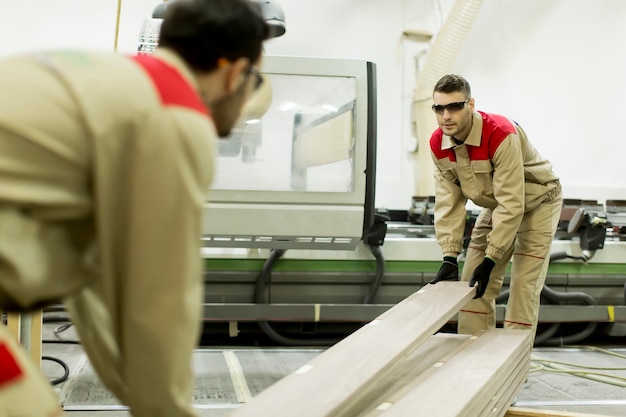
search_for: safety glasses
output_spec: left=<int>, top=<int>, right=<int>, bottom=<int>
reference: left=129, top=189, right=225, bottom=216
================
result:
left=432, top=98, right=469, bottom=114
left=247, top=66, right=264, bottom=91
left=217, top=58, right=265, bottom=92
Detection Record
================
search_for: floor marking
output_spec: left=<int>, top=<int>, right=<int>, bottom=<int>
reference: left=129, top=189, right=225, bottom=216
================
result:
left=223, top=350, right=253, bottom=403
left=57, top=354, right=89, bottom=406
left=295, top=364, right=314, bottom=374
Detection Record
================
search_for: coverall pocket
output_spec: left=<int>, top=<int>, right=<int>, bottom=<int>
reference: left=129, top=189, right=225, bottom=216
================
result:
left=471, top=160, right=494, bottom=197
left=437, top=158, right=458, bottom=183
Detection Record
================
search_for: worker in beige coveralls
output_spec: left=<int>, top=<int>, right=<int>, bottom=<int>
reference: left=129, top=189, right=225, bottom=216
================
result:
left=0, top=1, right=269, bottom=416
left=428, top=74, right=562, bottom=343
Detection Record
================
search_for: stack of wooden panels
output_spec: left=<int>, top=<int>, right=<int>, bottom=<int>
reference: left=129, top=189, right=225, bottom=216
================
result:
left=357, top=329, right=532, bottom=417
left=227, top=281, right=533, bottom=417
left=505, top=408, right=614, bottom=417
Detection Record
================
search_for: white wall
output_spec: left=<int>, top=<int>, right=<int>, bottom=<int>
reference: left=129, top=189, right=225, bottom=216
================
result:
left=453, top=1, right=626, bottom=205
left=267, top=0, right=626, bottom=209
left=0, top=0, right=118, bottom=54
left=0, top=0, right=624, bottom=210
left=0, top=0, right=160, bottom=55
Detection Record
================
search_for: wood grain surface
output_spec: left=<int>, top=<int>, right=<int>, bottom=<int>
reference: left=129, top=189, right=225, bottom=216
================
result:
left=362, top=329, right=532, bottom=417
left=227, top=281, right=475, bottom=417
left=505, top=408, right=613, bottom=417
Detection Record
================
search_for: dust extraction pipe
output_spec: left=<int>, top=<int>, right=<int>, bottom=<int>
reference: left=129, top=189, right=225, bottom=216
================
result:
left=412, top=0, right=484, bottom=197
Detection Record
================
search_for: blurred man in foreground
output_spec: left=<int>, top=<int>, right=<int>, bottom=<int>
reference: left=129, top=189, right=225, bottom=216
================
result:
left=0, top=1, right=269, bottom=415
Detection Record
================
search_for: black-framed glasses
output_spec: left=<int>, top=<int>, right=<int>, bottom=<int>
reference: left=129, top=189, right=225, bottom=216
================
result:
left=432, top=98, right=469, bottom=114
left=247, top=65, right=264, bottom=91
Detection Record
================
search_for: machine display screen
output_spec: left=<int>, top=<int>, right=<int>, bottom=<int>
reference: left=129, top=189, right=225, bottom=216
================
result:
left=214, top=74, right=356, bottom=194
left=203, top=55, right=376, bottom=250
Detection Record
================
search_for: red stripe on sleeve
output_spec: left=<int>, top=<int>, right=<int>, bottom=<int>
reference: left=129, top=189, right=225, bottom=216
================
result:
left=131, top=54, right=209, bottom=116
left=0, top=342, right=24, bottom=387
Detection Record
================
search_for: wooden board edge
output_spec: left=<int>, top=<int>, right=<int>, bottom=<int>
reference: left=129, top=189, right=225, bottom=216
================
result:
left=506, top=407, right=613, bottom=417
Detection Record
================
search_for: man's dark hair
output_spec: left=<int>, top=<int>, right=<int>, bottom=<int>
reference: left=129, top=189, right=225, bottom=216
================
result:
left=158, top=0, right=270, bottom=72
left=433, top=74, right=471, bottom=98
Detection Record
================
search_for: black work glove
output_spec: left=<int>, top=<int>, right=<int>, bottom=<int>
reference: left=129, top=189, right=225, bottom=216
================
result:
left=469, top=257, right=496, bottom=299
left=430, top=256, right=459, bottom=284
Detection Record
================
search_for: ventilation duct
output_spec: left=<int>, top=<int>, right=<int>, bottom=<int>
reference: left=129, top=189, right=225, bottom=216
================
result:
left=411, top=0, right=484, bottom=197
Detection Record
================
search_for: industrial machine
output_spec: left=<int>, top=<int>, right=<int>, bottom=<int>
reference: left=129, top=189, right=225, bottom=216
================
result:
left=201, top=201, right=626, bottom=347
left=199, top=56, right=626, bottom=347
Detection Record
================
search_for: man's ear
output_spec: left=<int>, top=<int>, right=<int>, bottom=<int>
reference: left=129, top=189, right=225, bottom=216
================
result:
left=225, top=57, right=250, bottom=94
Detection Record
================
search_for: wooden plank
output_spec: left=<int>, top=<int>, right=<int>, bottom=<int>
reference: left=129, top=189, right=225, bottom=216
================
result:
left=347, top=331, right=528, bottom=417
left=382, top=331, right=528, bottom=417
left=364, top=329, right=532, bottom=417
left=485, top=366, right=528, bottom=417
left=474, top=349, right=530, bottom=417
left=412, top=330, right=528, bottom=417
left=505, top=408, right=614, bottom=417
left=463, top=337, right=529, bottom=417
left=227, top=281, right=475, bottom=417
left=343, top=333, right=474, bottom=417
left=462, top=332, right=531, bottom=417
left=349, top=331, right=527, bottom=417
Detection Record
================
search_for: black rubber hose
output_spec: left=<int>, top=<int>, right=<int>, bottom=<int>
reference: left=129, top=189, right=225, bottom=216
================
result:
left=495, top=289, right=510, bottom=304
left=496, top=247, right=601, bottom=346
left=497, top=288, right=562, bottom=346
left=42, top=356, right=70, bottom=385
left=550, top=251, right=589, bottom=262
left=538, top=284, right=598, bottom=346
left=536, top=285, right=596, bottom=346
left=540, top=285, right=597, bottom=306
left=257, top=321, right=338, bottom=347
left=253, top=249, right=286, bottom=304
left=533, top=323, right=560, bottom=346
left=540, top=322, right=599, bottom=347
left=254, top=249, right=338, bottom=347
left=364, top=245, right=385, bottom=304
left=495, top=283, right=597, bottom=346
left=549, top=251, right=569, bottom=262
left=536, top=247, right=600, bottom=345
left=495, top=280, right=597, bottom=306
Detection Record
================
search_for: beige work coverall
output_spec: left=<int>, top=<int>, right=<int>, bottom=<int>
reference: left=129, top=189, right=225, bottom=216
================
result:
left=430, top=111, right=562, bottom=340
left=0, top=48, right=216, bottom=416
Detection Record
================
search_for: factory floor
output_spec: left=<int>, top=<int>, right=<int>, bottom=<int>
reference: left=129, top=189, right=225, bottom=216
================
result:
left=40, top=322, right=626, bottom=417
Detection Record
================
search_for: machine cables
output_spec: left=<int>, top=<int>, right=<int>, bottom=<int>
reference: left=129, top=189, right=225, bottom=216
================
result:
left=42, top=355, right=71, bottom=386
left=362, top=209, right=390, bottom=304
left=1, top=310, right=73, bottom=386
left=253, top=243, right=387, bottom=346
left=254, top=248, right=340, bottom=346
left=41, top=308, right=77, bottom=386
left=530, top=345, right=626, bottom=388
left=496, top=252, right=599, bottom=347
left=253, top=211, right=389, bottom=346
left=363, top=245, right=385, bottom=304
